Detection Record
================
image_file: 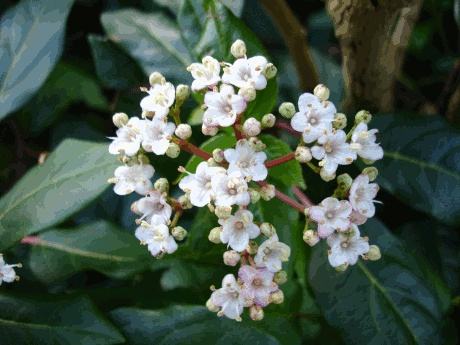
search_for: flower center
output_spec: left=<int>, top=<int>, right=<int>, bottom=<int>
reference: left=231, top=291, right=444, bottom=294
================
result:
left=252, top=278, right=262, bottom=287
left=341, top=241, right=349, bottom=248
left=324, top=142, right=333, bottom=153
left=238, top=160, right=249, bottom=169
left=235, top=221, right=245, bottom=230
left=225, top=105, right=232, bottom=113
left=263, top=248, right=272, bottom=255
left=326, top=211, right=334, bottom=219
left=309, top=116, right=318, bottom=125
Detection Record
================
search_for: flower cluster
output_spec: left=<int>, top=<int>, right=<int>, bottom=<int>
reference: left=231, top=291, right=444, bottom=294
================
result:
left=107, top=39, right=384, bottom=321
left=0, top=254, right=21, bottom=286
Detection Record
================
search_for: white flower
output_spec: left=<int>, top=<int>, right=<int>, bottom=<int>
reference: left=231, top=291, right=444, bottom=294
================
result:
left=210, top=274, right=245, bottom=320
left=219, top=209, right=260, bottom=252
left=311, top=130, right=357, bottom=175
left=309, top=197, right=352, bottom=238
left=203, top=84, right=246, bottom=127
left=108, top=117, right=144, bottom=156
left=140, top=82, right=175, bottom=118
left=0, top=255, right=20, bottom=285
left=222, top=56, right=268, bottom=90
left=133, top=190, right=172, bottom=224
left=290, top=93, right=336, bottom=143
left=187, top=56, right=221, bottom=91
left=349, top=174, right=379, bottom=218
left=350, top=123, right=384, bottom=161
left=224, top=139, right=267, bottom=181
left=327, top=225, right=369, bottom=267
left=239, top=265, right=278, bottom=307
left=211, top=172, right=251, bottom=207
left=135, top=216, right=177, bottom=256
left=112, top=164, right=154, bottom=196
left=179, top=162, right=226, bottom=207
left=254, top=234, right=291, bottom=272
left=141, top=118, right=176, bottom=155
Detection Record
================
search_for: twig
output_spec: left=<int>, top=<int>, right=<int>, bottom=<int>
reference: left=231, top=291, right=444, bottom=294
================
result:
left=176, top=139, right=212, bottom=161
left=259, top=0, right=319, bottom=91
left=265, top=152, right=295, bottom=168
left=274, top=120, right=300, bottom=137
left=257, top=181, right=306, bottom=213
left=292, top=186, right=313, bottom=207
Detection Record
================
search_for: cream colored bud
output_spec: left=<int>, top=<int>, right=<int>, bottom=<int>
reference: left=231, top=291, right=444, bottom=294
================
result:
left=112, top=112, right=129, bottom=128
left=320, top=168, right=336, bottom=182
left=172, top=226, right=187, bottom=241
left=223, top=250, right=241, bottom=266
left=303, top=230, right=320, bottom=247
left=206, top=298, right=220, bottom=312
left=149, top=71, right=165, bottom=86
left=212, top=148, right=224, bottom=163
left=337, top=173, right=352, bottom=191
left=249, top=188, right=261, bottom=204
left=175, top=84, right=190, bottom=104
left=137, top=153, right=150, bottom=165
left=274, top=271, right=288, bottom=285
left=246, top=240, right=258, bottom=255
left=362, top=167, right=378, bottom=181
left=333, top=113, right=347, bottom=130
left=238, top=85, right=256, bottom=102
left=355, top=110, right=372, bottom=124
left=260, top=222, right=276, bottom=237
left=261, top=113, right=276, bottom=128
left=248, top=137, right=266, bottom=151
left=278, top=102, right=296, bottom=119
left=249, top=305, right=264, bottom=321
left=165, top=142, right=181, bottom=158
left=263, top=63, right=277, bottom=79
left=269, top=290, right=284, bottom=304
left=202, top=124, right=219, bottom=136
left=313, top=84, right=330, bottom=101
left=142, top=110, right=154, bottom=119
left=207, top=158, right=219, bottom=167
left=208, top=227, right=222, bottom=244
left=230, top=39, right=247, bottom=58
left=178, top=194, right=192, bottom=209
left=175, top=124, right=192, bottom=140
left=366, top=245, right=381, bottom=261
left=154, top=177, right=169, bottom=193
left=260, top=184, right=276, bottom=201
left=295, top=146, right=312, bottom=163
left=215, top=206, right=232, bottom=219
left=242, top=117, right=261, bottom=137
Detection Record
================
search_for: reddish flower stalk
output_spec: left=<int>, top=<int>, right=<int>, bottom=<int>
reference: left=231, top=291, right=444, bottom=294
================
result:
left=233, top=115, right=244, bottom=140
left=257, top=181, right=306, bottom=213
left=21, top=236, right=40, bottom=245
left=275, top=120, right=300, bottom=137
left=265, top=152, right=296, bottom=168
left=177, top=139, right=212, bottom=161
left=292, top=186, right=313, bottom=207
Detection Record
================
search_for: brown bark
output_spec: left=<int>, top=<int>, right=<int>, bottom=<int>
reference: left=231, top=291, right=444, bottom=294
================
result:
left=325, top=0, right=422, bottom=112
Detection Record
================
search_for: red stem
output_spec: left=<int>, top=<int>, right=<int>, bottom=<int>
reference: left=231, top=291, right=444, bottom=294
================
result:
left=257, top=181, right=306, bottom=213
left=265, top=152, right=296, bottom=168
left=292, top=186, right=313, bottom=207
left=177, top=139, right=212, bottom=161
left=233, top=115, right=244, bottom=140
left=275, top=120, right=300, bottom=137
left=21, top=236, right=40, bottom=245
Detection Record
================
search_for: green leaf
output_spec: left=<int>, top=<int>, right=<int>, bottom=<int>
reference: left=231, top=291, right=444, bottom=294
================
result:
left=111, top=305, right=300, bottom=345
left=455, top=0, right=460, bottom=29
left=245, top=78, right=278, bottom=120
left=309, top=218, right=444, bottom=344
left=371, top=114, right=460, bottom=225
left=0, top=0, right=74, bottom=120
left=0, top=292, right=124, bottom=345
left=88, top=34, right=145, bottom=90
left=310, top=48, right=343, bottom=105
left=261, top=134, right=305, bottom=188
left=0, top=139, right=118, bottom=251
left=28, top=220, right=151, bottom=283
left=101, top=9, right=192, bottom=82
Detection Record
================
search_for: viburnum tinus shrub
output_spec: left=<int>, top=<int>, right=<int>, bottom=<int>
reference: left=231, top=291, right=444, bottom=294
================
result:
left=103, top=39, right=384, bottom=322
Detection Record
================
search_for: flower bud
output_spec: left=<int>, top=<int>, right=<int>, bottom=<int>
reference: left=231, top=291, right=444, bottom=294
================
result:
left=320, top=168, right=335, bottom=182
left=206, top=298, right=220, bottom=312
left=154, top=177, right=169, bottom=193
left=335, top=263, right=349, bottom=272
left=212, top=148, right=224, bottom=163
left=172, top=226, right=187, bottom=241
left=313, top=84, right=330, bottom=101
left=355, top=110, right=372, bottom=124
left=175, top=123, right=192, bottom=140
left=137, top=153, right=150, bottom=165
left=238, top=85, right=256, bottom=102
left=260, top=184, right=275, bottom=201
left=337, top=173, right=352, bottom=191
left=295, top=146, right=312, bottom=163
left=366, top=245, right=381, bottom=261
left=223, top=250, right=240, bottom=266
left=249, top=188, right=260, bottom=203
left=215, top=205, right=232, bottom=219
left=333, top=113, right=347, bottom=130
left=149, top=71, right=165, bottom=86
left=208, top=227, right=222, bottom=244
left=303, top=230, right=320, bottom=247
left=263, top=63, right=277, bottom=79
left=165, top=142, right=180, bottom=158
left=142, top=110, right=154, bottom=119
left=178, top=194, right=192, bottom=209
left=260, top=222, right=276, bottom=237
left=230, top=39, right=247, bottom=58
left=207, top=158, right=219, bottom=167
left=242, top=117, right=261, bottom=137
left=249, top=305, right=264, bottom=321
left=261, top=113, right=276, bottom=128
left=269, top=290, right=284, bottom=304
left=362, top=167, right=378, bottom=181
left=175, top=84, right=190, bottom=104
left=274, top=270, right=287, bottom=285
left=248, top=137, right=266, bottom=151
left=112, top=112, right=129, bottom=128
left=202, top=124, right=219, bottom=136
left=361, top=158, right=375, bottom=165
left=246, top=240, right=258, bottom=255
left=278, top=102, right=296, bottom=119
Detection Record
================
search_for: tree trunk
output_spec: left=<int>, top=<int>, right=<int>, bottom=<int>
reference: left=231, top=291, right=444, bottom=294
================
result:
left=325, top=0, right=422, bottom=113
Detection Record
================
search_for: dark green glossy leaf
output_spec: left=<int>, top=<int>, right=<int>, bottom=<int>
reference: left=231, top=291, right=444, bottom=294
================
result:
left=371, top=114, right=460, bottom=225
left=0, top=139, right=118, bottom=251
left=111, top=305, right=300, bottom=345
left=0, top=292, right=124, bottom=345
left=28, top=220, right=150, bottom=283
left=0, top=0, right=74, bottom=120
left=309, top=218, right=444, bottom=344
